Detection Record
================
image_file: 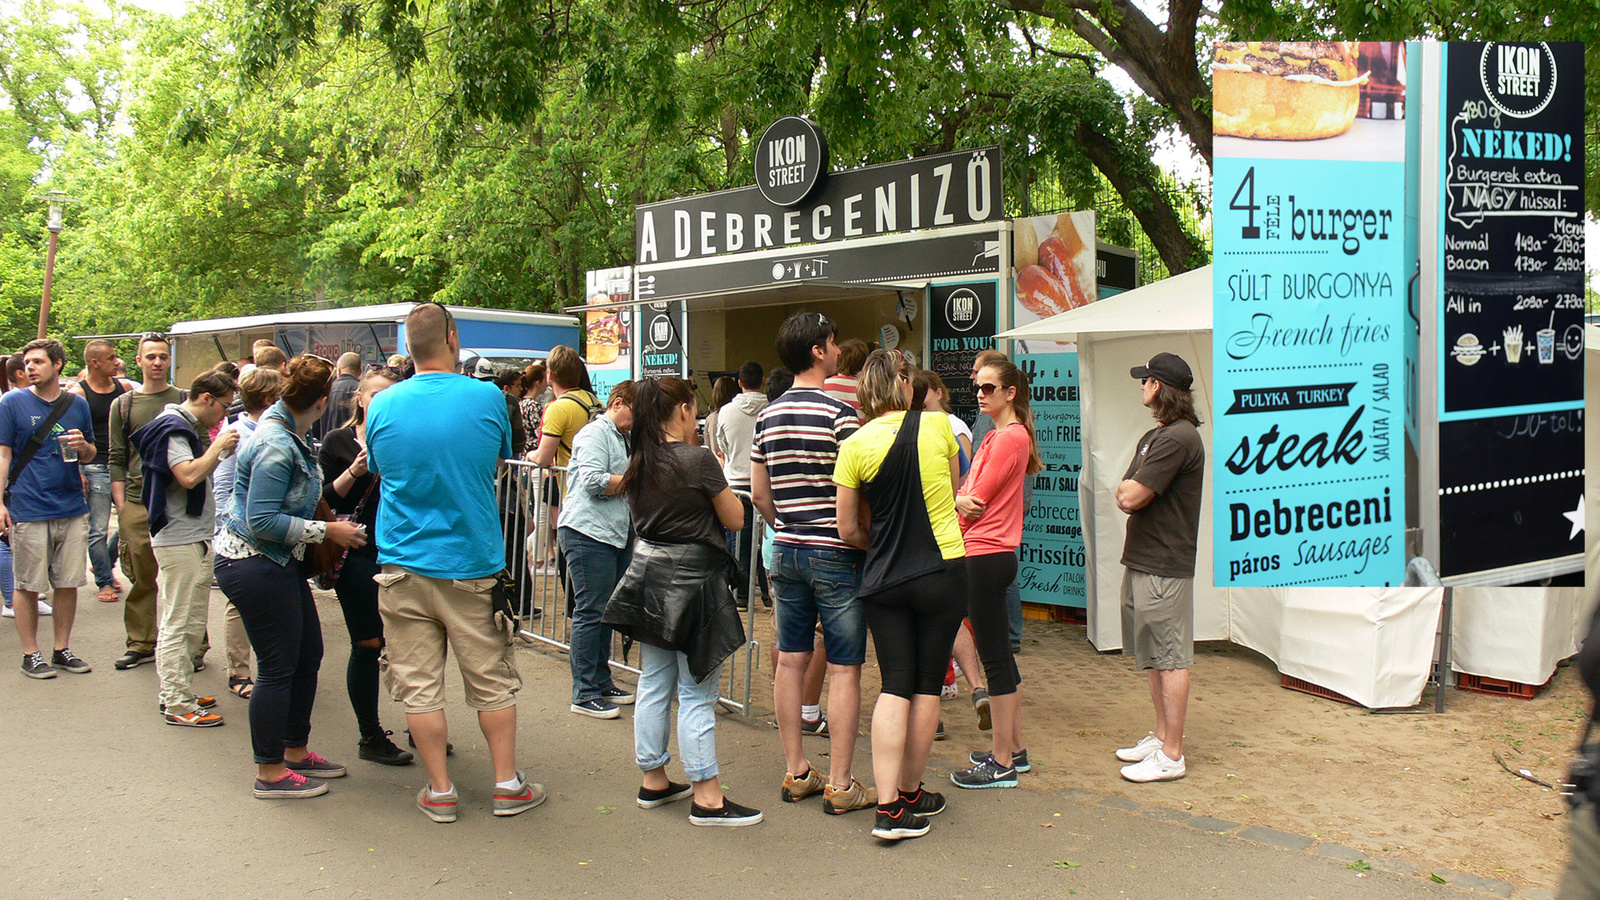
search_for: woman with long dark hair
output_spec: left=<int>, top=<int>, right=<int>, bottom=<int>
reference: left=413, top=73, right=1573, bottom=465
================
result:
left=949, top=354, right=1043, bottom=790
left=602, top=377, right=759, bottom=827
left=215, top=355, right=368, bottom=799
left=320, top=366, right=412, bottom=765
left=834, top=350, right=966, bottom=841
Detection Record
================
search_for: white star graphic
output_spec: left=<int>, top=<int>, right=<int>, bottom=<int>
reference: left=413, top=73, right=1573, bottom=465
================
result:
left=1563, top=494, right=1585, bottom=541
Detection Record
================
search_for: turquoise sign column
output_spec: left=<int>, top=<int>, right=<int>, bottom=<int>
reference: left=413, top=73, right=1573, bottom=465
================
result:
left=1211, top=42, right=1409, bottom=587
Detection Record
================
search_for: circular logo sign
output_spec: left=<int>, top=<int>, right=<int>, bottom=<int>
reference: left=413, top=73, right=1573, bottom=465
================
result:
left=878, top=323, right=900, bottom=350
left=1479, top=42, right=1557, bottom=119
left=944, top=288, right=981, bottom=333
left=648, top=314, right=673, bottom=351
left=754, top=117, right=828, bottom=207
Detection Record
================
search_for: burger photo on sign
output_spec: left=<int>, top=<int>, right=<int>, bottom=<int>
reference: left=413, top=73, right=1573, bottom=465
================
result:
left=1212, top=41, right=1368, bottom=141
left=586, top=306, right=622, bottom=365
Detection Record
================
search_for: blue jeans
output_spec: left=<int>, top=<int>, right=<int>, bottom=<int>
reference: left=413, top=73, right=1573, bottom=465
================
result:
left=634, top=643, right=722, bottom=783
left=0, top=537, right=13, bottom=606
left=559, top=527, right=628, bottom=704
left=217, top=554, right=323, bottom=765
left=770, top=544, right=866, bottom=665
left=83, top=463, right=114, bottom=588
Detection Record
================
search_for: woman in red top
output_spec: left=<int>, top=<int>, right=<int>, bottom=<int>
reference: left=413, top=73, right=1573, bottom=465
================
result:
left=949, top=355, right=1042, bottom=790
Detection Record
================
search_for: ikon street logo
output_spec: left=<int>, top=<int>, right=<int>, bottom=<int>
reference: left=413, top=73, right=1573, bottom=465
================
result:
left=1480, top=42, right=1557, bottom=119
left=944, top=288, right=980, bottom=332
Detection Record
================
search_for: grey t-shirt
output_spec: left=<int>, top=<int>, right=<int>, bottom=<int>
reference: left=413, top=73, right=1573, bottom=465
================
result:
left=629, top=443, right=729, bottom=550
left=151, top=406, right=215, bottom=548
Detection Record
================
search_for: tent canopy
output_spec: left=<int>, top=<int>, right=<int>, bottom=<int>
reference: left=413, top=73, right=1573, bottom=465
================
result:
left=998, top=265, right=1212, bottom=341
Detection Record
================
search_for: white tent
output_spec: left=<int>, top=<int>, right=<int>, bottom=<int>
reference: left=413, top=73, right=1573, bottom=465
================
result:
left=997, top=269, right=1587, bottom=707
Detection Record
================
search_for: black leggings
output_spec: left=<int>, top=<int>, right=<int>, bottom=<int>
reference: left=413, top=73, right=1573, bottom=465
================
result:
left=967, top=551, right=1022, bottom=696
left=863, top=562, right=966, bottom=699
left=334, top=553, right=385, bottom=741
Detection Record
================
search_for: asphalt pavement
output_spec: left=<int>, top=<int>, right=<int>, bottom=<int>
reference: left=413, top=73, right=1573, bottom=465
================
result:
left=2, top=585, right=1476, bottom=899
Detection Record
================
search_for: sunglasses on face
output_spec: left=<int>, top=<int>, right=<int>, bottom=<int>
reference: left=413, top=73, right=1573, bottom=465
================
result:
left=976, top=382, right=1002, bottom=396
left=1140, top=377, right=1151, bottom=386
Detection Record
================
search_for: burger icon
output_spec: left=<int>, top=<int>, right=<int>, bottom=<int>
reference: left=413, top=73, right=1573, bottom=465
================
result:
left=1451, top=332, right=1484, bottom=366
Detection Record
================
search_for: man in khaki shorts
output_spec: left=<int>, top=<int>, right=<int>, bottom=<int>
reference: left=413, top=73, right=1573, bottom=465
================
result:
left=0, top=339, right=98, bottom=679
left=365, top=302, right=544, bottom=824
left=1114, top=352, right=1205, bottom=783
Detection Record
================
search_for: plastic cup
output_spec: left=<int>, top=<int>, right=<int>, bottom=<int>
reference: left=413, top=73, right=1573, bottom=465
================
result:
left=1537, top=328, right=1555, bottom=364
left=59, top=434, right=78, bottom=462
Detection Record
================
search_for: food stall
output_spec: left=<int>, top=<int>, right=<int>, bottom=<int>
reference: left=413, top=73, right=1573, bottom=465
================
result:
left=574, top=117, right=1138, bottom=610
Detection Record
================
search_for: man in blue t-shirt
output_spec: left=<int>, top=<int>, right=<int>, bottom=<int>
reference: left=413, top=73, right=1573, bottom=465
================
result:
left=0, top=339, right=96, bottom=680
left=365, top=302, right=544, bottom=824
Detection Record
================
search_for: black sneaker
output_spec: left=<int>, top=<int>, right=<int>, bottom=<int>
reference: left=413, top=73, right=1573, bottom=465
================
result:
left=688, top=797, right=763, bottom=827
left=21, top=651, right=56, bottom=679
left=600, top=686, right=635, bottom=705
left=871, top=805, right=930, bottom=840
left=113, top=650, right=154, bottom=670
left=51, top=648, right=91, bottom=674
left=934, top=720, right=947, bottom=741
left=799, top=714, right=829, bottom=737
left=359, top=731, right=415, bottom=766
left=968, top=748, right=1031, bottom=773
left=407, top=729, right=454, bottom=756
left=637, top=781, right=694, bottom=809
left=899, top=784, right=946, bottom=817
left=950, top=757, right=1018, bottom=790
left=192, top=654, right=206, bottom=673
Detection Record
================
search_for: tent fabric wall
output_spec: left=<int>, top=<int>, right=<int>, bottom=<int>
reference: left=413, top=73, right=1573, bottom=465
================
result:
left=1078, top=330, right=1223, bottom=650
left=1276, top=587, right=1444, bottom=708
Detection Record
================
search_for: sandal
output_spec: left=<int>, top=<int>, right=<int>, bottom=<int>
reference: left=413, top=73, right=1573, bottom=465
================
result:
left=229, top=676, right=254, bottom=699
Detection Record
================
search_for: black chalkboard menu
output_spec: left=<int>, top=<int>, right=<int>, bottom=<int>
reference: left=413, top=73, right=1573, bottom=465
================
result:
left=1441, top=41, right=1584, bottom=413
left=1437, top=41, right=1585, bottom=577
left=929, top=281, right=997, bottom=427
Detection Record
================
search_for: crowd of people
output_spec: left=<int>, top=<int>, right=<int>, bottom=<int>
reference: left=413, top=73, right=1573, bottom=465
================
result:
left=0, top=303, right=1206, bottom=843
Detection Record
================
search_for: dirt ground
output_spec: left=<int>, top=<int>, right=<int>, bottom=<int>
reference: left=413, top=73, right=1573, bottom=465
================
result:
left=682, top=604, right=1581, bottom=893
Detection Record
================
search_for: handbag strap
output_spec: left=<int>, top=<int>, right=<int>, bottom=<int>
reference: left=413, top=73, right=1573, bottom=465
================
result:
left=9, top=393, right=76, bottom=484
left=350, top=474, right=379, bottom=520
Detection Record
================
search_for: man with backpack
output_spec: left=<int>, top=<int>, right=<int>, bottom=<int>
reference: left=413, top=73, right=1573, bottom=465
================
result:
left=0, top=339, right=97, bottom=678
left=531, top=345, right=601, bottom=572
left=109, top=333, right=194, bottom=672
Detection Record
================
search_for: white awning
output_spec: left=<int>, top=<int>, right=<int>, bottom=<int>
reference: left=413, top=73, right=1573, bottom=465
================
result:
left=997, top=265, right=1212, bottom=340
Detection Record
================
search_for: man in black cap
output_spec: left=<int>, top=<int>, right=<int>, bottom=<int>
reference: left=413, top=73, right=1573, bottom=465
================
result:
left=1113, top=352, right=1204, bottom=783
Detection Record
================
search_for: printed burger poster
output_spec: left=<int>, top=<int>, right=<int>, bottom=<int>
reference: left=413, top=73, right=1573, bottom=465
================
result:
left=1211, top=42, right=1409, bottom=587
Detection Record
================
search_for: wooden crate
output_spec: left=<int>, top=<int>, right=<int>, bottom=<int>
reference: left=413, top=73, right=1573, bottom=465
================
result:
left=1280, top=674, right=1361, bottom=707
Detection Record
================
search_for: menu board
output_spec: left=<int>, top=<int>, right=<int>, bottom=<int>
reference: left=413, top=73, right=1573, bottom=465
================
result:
left=929, top=281, right=997, bottom=428
left=1436, top=41, right=1585, bottom=576
left=1440, top=42, right=1585, bottom=413
left=1015, top=354, right=1086, bottom=607
left=1211, top=41, right=1410, bottom=587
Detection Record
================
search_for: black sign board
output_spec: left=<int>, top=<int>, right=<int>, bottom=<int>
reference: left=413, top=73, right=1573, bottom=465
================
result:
left=754, top=117, right=828, bottom=207
left=636, top=227, right=1003, bottom=302
left=638, top=300, right=685, bottom=379
left=929, top=281, right=998, bottom=427
left=1441, top=42, right=1584, bottom=412
left=1438, top=412, right=1585, bottom=575
left=1438, top=41, right=1585, bottom=577
left=637, top=146, right=1002, bottom=264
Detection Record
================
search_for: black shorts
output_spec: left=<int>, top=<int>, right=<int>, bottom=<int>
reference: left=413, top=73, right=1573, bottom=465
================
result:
left=862, top=561, right=966, bottom=699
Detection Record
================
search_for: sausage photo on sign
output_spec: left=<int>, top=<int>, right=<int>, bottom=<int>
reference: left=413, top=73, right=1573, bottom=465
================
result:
left=1012, top=211, right=1094, bottom=321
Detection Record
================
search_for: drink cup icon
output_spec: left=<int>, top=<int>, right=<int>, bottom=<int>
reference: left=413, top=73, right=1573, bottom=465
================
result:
left=1537, top=328, right=1555, bottom=364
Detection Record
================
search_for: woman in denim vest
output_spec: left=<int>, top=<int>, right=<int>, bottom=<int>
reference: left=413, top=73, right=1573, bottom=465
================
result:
left=215, top=355, right=367, bottom=800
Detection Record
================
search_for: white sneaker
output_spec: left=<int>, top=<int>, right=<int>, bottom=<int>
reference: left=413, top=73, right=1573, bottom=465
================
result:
left=1115, top=732, right=1162, bottom=763
left=940, top=682, right=958, bottom=701
left=39, top=601, right=52, bottom=616
left=1120, top=748, right=1186, bottom=783
left=1, top=605, right=11, bottom=618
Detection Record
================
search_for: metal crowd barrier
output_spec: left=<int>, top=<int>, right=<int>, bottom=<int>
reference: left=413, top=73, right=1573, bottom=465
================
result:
left=498, top=459, right=766, bottom=715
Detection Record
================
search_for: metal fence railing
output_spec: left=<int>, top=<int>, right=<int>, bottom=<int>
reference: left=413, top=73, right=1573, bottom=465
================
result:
left=498, top=458, right=765, bottom=715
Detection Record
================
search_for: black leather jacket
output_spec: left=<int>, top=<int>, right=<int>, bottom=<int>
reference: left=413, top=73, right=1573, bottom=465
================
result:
left=602, top=538, right=745, bottom=683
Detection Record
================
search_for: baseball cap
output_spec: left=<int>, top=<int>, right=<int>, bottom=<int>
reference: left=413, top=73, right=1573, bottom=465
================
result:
left=1130, top=352, right=1193, bottom=391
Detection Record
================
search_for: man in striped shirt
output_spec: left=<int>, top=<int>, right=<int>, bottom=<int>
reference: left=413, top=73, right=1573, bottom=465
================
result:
left=751, top=311, right=874, bottom=816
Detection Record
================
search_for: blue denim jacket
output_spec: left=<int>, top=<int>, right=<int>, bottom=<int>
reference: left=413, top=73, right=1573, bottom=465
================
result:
left=220, top=401, right=324, bottom=566
left=557, top=414, right=630, bottom=548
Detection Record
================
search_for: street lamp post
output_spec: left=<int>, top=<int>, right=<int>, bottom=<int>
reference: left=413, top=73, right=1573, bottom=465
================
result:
left=35, top=190, right=77, bottom=340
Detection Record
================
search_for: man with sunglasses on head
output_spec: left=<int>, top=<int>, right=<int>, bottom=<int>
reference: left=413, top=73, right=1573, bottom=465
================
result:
left=110, top=332, right=197, bottom=672
left=751, top=311, right=876, bottom=816
left=1114, top=352, right=1205, bottom=783
left=69, top=339, right=136, bottom=603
